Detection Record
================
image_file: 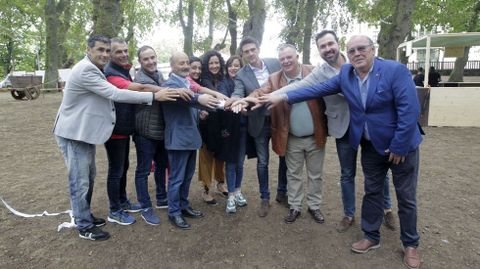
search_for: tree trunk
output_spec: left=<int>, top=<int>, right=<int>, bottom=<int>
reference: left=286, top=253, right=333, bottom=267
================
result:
left=56, top=0, right=72, bottom=68
left=377, top=0, right=416, bottom=60
left=448, top=1, right=480, bottom=82
left=179, top=0, right=194, bottom=56
left=302, top=0, right=316, bottom=64
left=44, top=0, right=59, bottom=89
left=91, top=0, right=123, bottom=38
left=226, top=0, right=238, bottom=55
left=242, top=0, right=266, bottom=45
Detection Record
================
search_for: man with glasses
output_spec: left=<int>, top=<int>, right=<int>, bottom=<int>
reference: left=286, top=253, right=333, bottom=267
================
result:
left=257, top=35, right=423, bottom=269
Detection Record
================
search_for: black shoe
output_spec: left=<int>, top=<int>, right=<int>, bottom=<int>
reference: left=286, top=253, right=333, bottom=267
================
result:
left=275, top=192, right=289, bottom=208
left=181, top=207, right=204, bottom=218
left=308, top=208, right=325, bottom=223
left=169, top=215, right=191, bottom=230
left=91, top=215, right=106, bottom=227
left=284, top=209, right=301, bottom=224
left=78, top=226, right=110, bottom=241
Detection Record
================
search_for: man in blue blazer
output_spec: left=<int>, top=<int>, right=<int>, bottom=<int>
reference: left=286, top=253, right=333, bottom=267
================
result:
left=260, top=35, right=422, bottom=269
left=162, top=52, right=219, bottom=230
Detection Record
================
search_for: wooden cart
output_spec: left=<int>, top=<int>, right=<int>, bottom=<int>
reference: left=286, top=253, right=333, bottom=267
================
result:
left=8, top=75, right=43, bottom=100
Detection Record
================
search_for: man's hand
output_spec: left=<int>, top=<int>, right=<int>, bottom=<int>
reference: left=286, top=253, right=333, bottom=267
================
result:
left=175, top=88, right=194, bottom=101
left=199, top=110, right=209, bottom=120
left=224, top=96, right=240, bottom=110
left=257, top=93, right=287, bottom=110
left=385, top=149, right=406, bottom=165
left=230, top=96, right=260, bottom=113
left=198, top=94, right=220, bottom=109
left=214, top=92, right=228, bottom=101
left=154, top=89, right=180, bottom=102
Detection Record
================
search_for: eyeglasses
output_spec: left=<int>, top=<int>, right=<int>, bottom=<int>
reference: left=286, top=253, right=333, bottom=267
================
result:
left=347, top=44, right=373, bottom=55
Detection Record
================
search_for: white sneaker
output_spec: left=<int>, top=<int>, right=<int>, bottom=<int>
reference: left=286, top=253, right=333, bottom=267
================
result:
left=226, top=196, right=236, bottom=213
left=234, top=192, right=247, bottom=207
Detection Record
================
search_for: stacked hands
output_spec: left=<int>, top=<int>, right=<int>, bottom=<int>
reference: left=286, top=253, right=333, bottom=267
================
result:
left=154, top=88, right=227, bottom=110
left=223, top=93, right=287, bottom=113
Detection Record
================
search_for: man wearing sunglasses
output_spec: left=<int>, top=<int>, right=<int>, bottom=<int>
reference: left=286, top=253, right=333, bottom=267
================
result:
left=258, top=35, right=422, bottom=269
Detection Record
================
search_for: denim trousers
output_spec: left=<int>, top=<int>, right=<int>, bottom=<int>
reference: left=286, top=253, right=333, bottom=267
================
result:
left=133, top=135, right=168, bottom=208
left=360, top=138, right=420, bottom=247
left=56, top=136, right=96, bottom=230
left=254, top=118, right=287, bottom=200
left=167, top=150, right=196, bottom=217
left=336, top=132, right=392, bottom=217
left=226, top=126, right=247, bottom=193
left=104, top=137, right=130, bottom=212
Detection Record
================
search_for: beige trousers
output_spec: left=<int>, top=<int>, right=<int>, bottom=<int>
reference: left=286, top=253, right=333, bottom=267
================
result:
left=285, top=135, right=325, bottom=211
left=198, top=144, right=225, bottom=188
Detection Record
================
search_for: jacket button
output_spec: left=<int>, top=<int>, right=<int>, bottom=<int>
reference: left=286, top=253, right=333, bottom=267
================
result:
left=112, top=108, right=115, bottom=111
left=112, top=122, right=115, bottom=125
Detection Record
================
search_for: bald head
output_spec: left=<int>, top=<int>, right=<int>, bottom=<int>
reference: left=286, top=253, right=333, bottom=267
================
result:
left=346, top=35, right=376, bottom=77
left=170, top=51, right=190, bottom=78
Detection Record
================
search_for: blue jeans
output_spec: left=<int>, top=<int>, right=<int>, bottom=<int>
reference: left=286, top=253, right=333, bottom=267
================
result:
left=336, top=132, right=392, bottom=218
left=104, top=137, right=130, bottom=212
left=133, top=135, right=168, bottom=208
left=167, top=150, right=196, bottom=217
left=360, top=138, right=420, bottom=247
left=226, top=126, right=247, bottom=193
left=55, top=136, right=96, bottom=230
left=254, top=119, right=271, bottom=200
left=277, top=156, right=287, bottom=195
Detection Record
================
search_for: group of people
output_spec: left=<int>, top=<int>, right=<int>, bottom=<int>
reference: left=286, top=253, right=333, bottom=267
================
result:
left=413, top=66, right=441, bottom=87
left=54, top=29, right=423, bottom=269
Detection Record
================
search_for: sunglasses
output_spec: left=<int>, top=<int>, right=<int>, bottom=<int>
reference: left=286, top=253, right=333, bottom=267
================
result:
left=347, top=44, right=373, bottom=55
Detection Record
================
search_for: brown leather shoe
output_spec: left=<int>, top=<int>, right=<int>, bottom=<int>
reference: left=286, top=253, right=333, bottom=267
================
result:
left=284, top=209, right=301, bottom=224
left=383, top=211, right=396, bottom=231
left=307, top=208, right=325, bottom=223
left=351, top=239, right=380, bottom=254
left=403, top=247, right=421, bottom=269
left=336, top=216, right=354, bottom=233
left=258, top=200, right=270, bottom=217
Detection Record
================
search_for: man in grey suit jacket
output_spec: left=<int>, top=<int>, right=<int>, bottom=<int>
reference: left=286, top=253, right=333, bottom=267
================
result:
left=53, top=35, right=178, bottom=241
left=270, top=30, right=395, bottom=232
left=227, top=36, right=286, bottom=217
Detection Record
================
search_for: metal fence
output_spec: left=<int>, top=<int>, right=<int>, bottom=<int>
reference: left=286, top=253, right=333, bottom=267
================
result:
left=408, top=61, right=480, bottom=71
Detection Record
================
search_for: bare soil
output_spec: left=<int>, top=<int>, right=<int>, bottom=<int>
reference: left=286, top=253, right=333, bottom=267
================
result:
left=0, top=92, right=479, bottom=269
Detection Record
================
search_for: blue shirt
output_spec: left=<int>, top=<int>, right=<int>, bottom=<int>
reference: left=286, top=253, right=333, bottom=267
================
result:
left=354, top=65, right=374, bottom=140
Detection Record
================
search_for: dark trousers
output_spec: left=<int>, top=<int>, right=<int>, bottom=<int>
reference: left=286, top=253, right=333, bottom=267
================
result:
left=167, top=150, right=196, bottom=217
left=254, top=117, right=288, bottom=200
left=104, top=137, right=130, bottom=212
left=360, top=138, right=420, bottom=247
left=133, top=135, right=169, bottom=208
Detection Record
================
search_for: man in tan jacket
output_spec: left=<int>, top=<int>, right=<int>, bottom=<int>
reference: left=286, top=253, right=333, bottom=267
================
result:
left=248, top=44, right=328, bottom=224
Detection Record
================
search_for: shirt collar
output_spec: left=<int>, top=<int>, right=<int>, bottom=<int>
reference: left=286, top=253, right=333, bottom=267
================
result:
left=249, top=60, right=266, bottom=72
left=283, top=68, right=303, bottom=84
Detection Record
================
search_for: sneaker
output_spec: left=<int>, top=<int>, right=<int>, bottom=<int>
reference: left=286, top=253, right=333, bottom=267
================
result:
left=91, top=214, right=106, bottom=227
left=202, top=189, right=218, bottom=205
left=156, top=199, right=168, bottom=209
left=78, top=226, right=110, bottom=241
left=107, top=210, right=136, bottom=225
left=141, top=207, right=160, bottom=225
left=216, top=182, right=228, bottom=197
left=226, top=196, right=236, bottom=213
left=121, top=200, right=142, bottom=213
left=234, top=192, right=247, bottom=207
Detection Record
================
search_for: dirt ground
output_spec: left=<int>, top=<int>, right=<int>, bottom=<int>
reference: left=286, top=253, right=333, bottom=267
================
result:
left=0, top=92, right=479, bottom=269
